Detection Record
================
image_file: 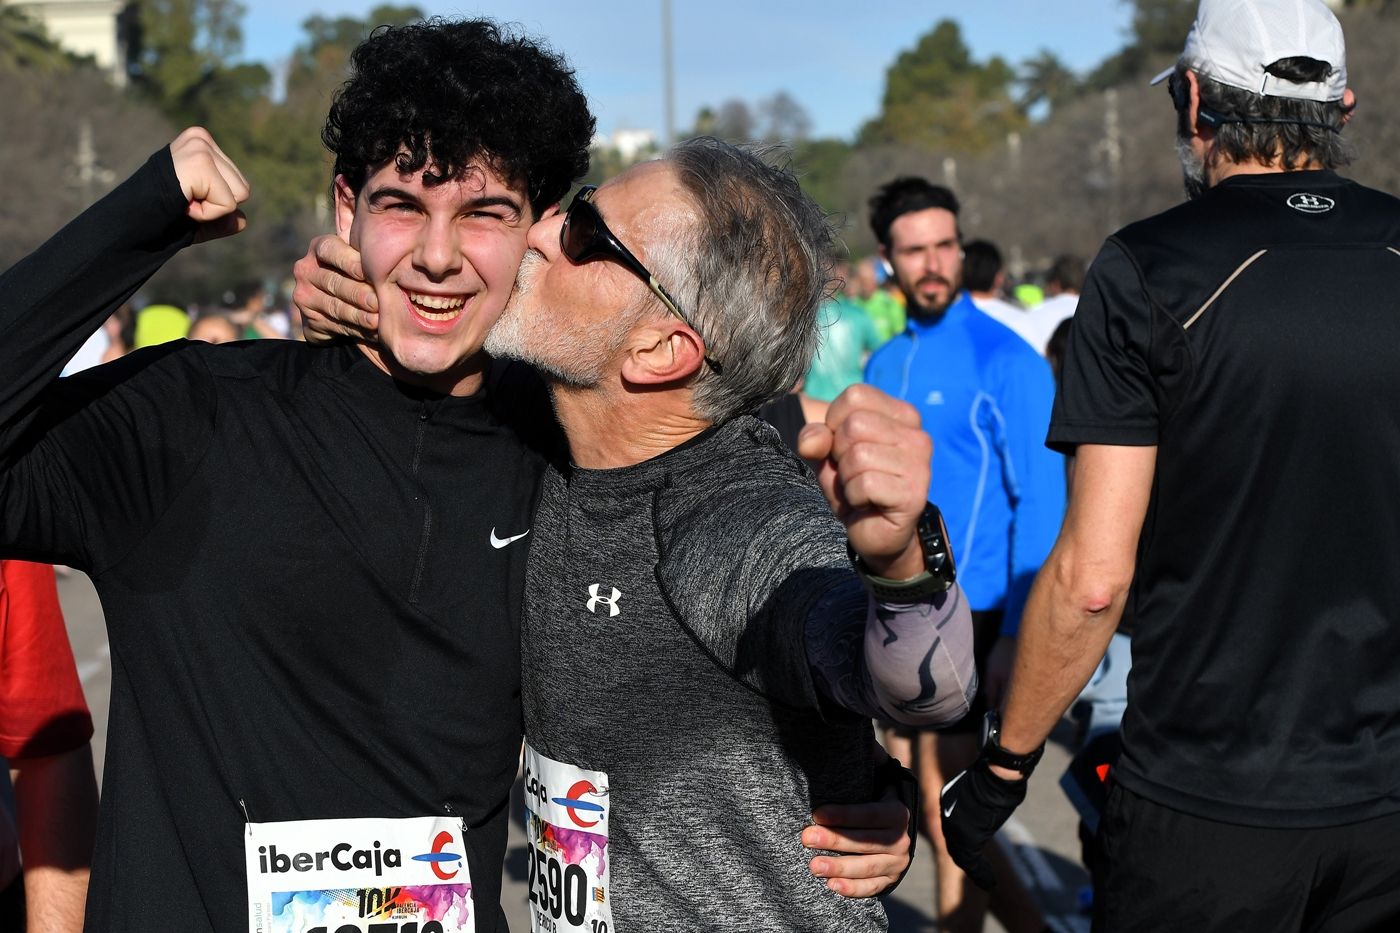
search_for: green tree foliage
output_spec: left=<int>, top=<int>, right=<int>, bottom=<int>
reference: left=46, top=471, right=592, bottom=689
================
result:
left=1129, top=0, right=1198, bottom=54
left=858, top=20, right=1025, bottom=152
left=0, top=5, right=85, bottom=73
left=127, top=0, right=250, bottom=123
left=685, top=91, right=812, bottom=144
left=1086, top=0, right=1195, bottom=89
left=791, top=138, right=853, bottom=219
left=1019, top=50, right=1081, bottom=117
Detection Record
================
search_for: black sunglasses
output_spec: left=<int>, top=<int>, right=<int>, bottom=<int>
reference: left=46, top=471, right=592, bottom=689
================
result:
left=561, top=185, right=722, bottom=373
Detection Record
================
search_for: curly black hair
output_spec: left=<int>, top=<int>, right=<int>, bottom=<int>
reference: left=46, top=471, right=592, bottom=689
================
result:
left=322, top=18, right=595, bottom=216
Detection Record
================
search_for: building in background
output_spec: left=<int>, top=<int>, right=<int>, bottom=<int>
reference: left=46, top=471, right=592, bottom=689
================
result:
left=1, top=0, right=131, bottom=84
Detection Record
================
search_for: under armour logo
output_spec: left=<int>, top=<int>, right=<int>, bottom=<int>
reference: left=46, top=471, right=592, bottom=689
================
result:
left=1287, top=192, right=1335, bottom=214
left=925, top=390, right=945, bottom=406
left=586, top=585, right=622, bottom=617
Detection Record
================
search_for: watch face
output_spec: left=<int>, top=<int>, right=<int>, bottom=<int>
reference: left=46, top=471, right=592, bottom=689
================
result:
left=919, top=503, right=955, bottom=580
left=981, top=711, right=998, bottom=750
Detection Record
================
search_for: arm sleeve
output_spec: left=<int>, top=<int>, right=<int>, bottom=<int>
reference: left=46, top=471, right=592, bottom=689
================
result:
left=0, top=561, right=93, bottom=760
left=993, top=350, right=1066, bottom=636
left=1046, top=239, right=1159, bottom=453
left=0, top=147, right=216, bottom=571
left=805, top=580, right=977, bottom=726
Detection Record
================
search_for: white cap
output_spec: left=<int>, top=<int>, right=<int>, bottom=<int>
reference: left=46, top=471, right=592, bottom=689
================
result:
left=1150, top=0, right=1347, bottom=102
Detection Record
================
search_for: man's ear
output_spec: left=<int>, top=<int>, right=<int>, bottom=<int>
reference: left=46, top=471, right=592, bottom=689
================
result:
left=334, top=175, right=358, bottom=241
left=1341, top=88, right=1357, bottom=126
left=1185, top=69, right=1209, bottom=140
left=620, top=322, right=706, bottom=386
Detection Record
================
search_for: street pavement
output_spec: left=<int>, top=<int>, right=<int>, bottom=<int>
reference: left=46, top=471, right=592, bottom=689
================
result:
left=57, top=570, right=1091, bottom=932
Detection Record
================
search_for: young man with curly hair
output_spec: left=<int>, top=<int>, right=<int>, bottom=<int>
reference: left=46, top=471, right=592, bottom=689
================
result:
left=0, top=19, right=590, bottom=931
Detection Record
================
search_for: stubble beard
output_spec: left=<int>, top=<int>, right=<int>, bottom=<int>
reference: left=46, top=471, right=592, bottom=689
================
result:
left=903, top=273, right=960, bottom=322
left=484, top=249, right=623, bottom=389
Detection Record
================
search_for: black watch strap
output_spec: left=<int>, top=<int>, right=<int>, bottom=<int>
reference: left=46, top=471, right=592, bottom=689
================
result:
left=980, top=711, right=1045, bottom=777
left=849, top=502, right=957, bottom=602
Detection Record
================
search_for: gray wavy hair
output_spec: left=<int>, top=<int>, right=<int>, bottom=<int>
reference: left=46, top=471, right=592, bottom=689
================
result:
left=642, top=136, right=839, bottom=424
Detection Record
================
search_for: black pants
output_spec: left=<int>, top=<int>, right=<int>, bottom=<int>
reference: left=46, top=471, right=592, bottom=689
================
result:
left=1094, top=784, right=1400, bottom=932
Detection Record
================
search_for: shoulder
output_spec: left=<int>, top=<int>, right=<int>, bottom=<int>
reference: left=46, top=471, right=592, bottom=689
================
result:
left=193, top=337, right=313, bottom=378
left=966, top=304, right=1044, bottom=364
left=867, top=331, right=912, bottom=367
left=661, top=418, right=836, bottom=542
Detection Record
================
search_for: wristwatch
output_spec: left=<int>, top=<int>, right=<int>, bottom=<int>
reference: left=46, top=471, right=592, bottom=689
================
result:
left=849, top=502, right=957, bottom=602
left=979, top=711, right=1045, bottom=777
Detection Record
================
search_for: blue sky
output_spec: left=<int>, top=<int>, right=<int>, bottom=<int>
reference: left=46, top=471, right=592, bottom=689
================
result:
left=240, top=1, right=1135, bottom=140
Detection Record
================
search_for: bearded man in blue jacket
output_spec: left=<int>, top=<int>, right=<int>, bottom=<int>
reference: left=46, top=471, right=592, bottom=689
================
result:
left=863, top=177, right=1064, bottom=933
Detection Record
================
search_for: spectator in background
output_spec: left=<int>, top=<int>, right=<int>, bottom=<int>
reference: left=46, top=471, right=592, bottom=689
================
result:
left=0, top=561, right=99, bottom=933
left=188, top=314, right=240, bottom=345
left=131, top=302, right=189, bottom=349
left=1045, top=317, right=1073, bottom=380
left=852, top=255, right=906, bottom=344
left=1024, top=255, right=1084, bottom=355
left=964, top=239, right=1040, bottom=351
left=221, top=280, right=290, bottom=340
left=863, top=176, right=1062, bottom=933
left=61, top=304, right=131, bottom=376
left=803, top=257, right=884, bottom=402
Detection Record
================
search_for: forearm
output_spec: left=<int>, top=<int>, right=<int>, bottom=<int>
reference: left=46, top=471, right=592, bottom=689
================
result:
left=807, top=578, right=977, bottom=726
left=0, top=147, right=194, bottom=436
left=996, top=555, right=1125, bottom=759
left=13, top=746, right=98, bottom=933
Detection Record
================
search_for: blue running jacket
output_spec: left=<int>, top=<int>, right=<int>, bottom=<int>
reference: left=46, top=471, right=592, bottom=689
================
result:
left=865, top=293, right=1065, bottom=635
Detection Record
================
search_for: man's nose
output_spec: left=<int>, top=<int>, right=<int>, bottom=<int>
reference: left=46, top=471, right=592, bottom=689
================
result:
left=413, top=218, right=464, bottom=279
left=527, top=211, right=565, bottom=259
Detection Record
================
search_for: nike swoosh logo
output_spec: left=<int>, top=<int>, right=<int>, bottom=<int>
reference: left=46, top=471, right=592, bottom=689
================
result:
left=490, top=528, right=530, bottom=549
left=940, top=771, right=965, bottom=819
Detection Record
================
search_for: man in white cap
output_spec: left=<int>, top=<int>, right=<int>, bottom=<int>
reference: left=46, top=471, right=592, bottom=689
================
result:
left=939, top=1, right=1400, bottom=929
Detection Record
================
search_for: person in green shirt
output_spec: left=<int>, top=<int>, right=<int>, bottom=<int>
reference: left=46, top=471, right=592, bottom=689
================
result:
left=804, top=293, right=883, bottom=402
left=852, top=256, right=906, bottom=344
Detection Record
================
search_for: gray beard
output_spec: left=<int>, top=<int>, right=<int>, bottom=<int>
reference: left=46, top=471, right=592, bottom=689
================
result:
left=484, top=251, right=618, bottom=388
left=1176, top=135, right=1208, bottom=201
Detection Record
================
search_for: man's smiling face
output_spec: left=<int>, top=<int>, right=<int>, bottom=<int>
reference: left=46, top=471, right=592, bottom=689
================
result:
left=335, top=156, right=532, bottom=395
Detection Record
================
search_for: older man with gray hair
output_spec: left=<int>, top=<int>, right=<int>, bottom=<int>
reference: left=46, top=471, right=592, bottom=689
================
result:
left=493, top=137, right=977, bottom=931
left=941, top=1, right=1400, bottom=930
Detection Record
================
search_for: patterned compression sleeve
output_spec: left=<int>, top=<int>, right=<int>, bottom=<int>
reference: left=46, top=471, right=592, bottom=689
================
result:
left=805, top=577, right=977, bottom=726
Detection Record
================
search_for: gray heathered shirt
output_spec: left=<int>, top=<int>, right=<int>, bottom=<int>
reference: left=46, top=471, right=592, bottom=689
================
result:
left=521, top=415, right=889, bottom=932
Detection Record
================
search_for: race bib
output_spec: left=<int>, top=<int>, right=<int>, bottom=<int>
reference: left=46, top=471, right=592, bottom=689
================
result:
left=244, top=815, right=474, bottom=933
left=522, top=744, right=614, bottom=933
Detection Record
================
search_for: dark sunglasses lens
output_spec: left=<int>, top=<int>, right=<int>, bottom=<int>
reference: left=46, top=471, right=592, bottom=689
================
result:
left=563, top=199, right=602, bottom=262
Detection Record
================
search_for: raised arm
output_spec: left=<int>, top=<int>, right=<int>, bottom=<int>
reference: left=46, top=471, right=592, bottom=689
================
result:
left=797, top=384, right=978, bottom=726
left=0, top=127, right=247, bottom=438
left=0, top=128, right=248, bottom=568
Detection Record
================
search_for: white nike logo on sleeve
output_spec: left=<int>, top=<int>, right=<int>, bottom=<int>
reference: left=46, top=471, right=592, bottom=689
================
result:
left=490, top=528, right=530, bottom=549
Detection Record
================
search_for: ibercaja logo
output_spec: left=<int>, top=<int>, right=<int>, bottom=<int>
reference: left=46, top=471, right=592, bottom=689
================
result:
left=552, top=780, right=606, bottom=829
left=410, top=830, right=463, bottom=881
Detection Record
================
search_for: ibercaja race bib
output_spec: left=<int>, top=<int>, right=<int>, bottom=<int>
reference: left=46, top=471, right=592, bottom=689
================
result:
left=523, top=744, right=613, bottom=933
left=244, top=815, right=473, bottom=933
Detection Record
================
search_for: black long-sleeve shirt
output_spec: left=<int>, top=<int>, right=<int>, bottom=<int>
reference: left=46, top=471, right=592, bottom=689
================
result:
left=0, top=149, right=547, bottom=930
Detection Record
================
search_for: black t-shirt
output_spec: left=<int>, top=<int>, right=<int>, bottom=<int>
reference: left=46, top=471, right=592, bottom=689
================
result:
left=1049, top=170, right=1400, bottom=827
left=0, top=150, right=553, bottom=929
